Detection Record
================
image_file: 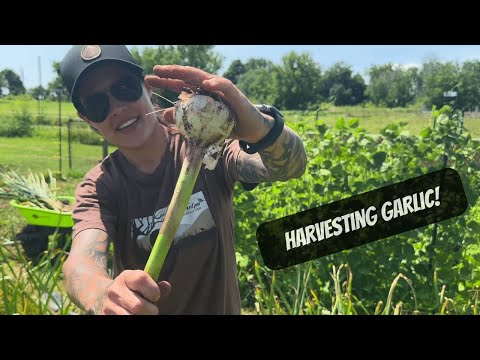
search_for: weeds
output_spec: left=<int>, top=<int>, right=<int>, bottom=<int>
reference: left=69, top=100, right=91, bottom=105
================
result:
left=253, top=263, right=478, bottom=315
left=0, top=229, right=80, bottom=315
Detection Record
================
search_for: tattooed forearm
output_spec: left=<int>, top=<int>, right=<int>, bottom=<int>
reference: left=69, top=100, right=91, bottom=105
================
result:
left=64, top=264, right=87, bottom=310
left=62, top=229, right=113, bottom=313
left=79, top=230, right=109, bottom=269
left=237, top=125, right=307, bottom=183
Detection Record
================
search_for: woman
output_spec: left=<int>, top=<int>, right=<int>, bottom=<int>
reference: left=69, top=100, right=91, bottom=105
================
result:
left=60, top=45, right=307, bottom=315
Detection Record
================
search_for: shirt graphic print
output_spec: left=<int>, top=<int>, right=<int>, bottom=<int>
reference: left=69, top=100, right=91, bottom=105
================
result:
left=131, top=191, right=215, bottom=251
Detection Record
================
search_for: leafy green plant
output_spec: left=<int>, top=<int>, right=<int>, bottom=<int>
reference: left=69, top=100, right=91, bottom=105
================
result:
left=0, top=169, right=69, bottom=211
left=236, top=106, right=480, bottom=313
left=0, top=231, right=79, bottom=315
left=0, top=108, right=34, bottom=137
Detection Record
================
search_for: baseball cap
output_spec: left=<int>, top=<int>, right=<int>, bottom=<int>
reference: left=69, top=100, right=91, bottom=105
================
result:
left=60, top=45, right=144, bottom=109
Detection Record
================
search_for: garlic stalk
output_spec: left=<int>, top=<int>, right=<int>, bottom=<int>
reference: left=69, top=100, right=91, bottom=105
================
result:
left=144, top=91, right=235, bottom=280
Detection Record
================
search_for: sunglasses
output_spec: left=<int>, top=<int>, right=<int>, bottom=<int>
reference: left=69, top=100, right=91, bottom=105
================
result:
left=78, top=74, right=144, bottom=123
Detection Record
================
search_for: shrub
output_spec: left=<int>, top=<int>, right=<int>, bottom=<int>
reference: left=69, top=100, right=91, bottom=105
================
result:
left=0, top=108, right=33, bottom=137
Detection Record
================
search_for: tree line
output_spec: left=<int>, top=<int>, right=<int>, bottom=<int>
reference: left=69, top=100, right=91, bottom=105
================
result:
left=1, top=46, right=479, bottom=111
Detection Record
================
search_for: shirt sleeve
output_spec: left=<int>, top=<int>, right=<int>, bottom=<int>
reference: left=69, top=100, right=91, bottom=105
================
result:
left=221, top=139, right=242, bottom=188
left=72, top=175, right=118, bottom=240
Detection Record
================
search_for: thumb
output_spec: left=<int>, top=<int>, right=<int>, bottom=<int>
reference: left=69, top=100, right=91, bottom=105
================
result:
left=162, top=107, right=175, bottom=124
left=157, top=281, right=172, bottom=298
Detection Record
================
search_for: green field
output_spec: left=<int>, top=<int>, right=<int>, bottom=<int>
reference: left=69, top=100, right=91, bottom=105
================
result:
left=2, top=98, right=480, bottom=137
left=0, top=97, right=78, bottom=122
left=0, top=137, right=113, bottom=178
left=284, top=106, right=480, bottom=138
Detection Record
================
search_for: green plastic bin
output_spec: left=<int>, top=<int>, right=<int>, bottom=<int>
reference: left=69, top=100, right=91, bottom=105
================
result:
left=10, top=196, right=75, bottom=228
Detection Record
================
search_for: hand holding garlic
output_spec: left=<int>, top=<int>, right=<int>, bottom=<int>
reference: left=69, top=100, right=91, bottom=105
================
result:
left=145, top=65, right=275, bottom=145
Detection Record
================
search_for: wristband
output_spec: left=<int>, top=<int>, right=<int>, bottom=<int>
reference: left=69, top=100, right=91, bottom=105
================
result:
left=239, top=105, right=285, bottom=154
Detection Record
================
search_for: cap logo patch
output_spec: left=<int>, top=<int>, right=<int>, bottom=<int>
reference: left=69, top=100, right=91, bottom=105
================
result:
left=81, top=45, right=102, bottom=61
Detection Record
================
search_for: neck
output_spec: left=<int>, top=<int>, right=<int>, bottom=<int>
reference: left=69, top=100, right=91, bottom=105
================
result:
left=119, top=121, right=169, bottom=174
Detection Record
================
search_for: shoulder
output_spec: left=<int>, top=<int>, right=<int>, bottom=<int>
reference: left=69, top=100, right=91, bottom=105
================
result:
left=79, top=150, right=123, bottom=192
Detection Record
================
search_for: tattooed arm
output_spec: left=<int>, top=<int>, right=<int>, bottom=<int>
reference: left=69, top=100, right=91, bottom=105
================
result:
left=62, top=229, right=113, bottom=314
left=236, top=114, right=307, bottom=184
left=63, top=229, right=168, bottom=315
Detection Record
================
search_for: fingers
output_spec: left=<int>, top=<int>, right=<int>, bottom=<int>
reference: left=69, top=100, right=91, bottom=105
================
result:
left=157, top=281, right=172, bottom=298
left=201, top=77, right=236, bottom=99
left=153, top=65, right=211, bottom=87
left=102, top=304, right=134, bottom=315
left=113, top=289, right=159, bottom=315
left=112, top=279, right=171, bottom=315
left=145, top=76, right=187, bottom=93
left=147, top=65, right=242, bottom=107
left=124, top=270, right=161, bottom=303
left=98, top=270, right=173, bottom=315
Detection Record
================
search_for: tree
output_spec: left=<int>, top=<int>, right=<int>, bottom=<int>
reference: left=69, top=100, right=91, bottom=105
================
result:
left=244, top=59, right=273, bottom=72
left=0, top=75, right=7, bottom=97
left=131, top=46, right=179, bottom=75
left=131, top=45, right=223, bottom=75
left=227, top=58, right=279, bottom=105
left=365, top=64, right=390, bottom=106
left=130, top=45, right=224, bottom=106
left=0, top=69, right=25, bottom=96
left=176, top=45, right=223, bottom=74
left=44, top=61, right=69, bottom=100
left=457, top=60, right=480, bottom=111
left=418, top=60, right=459, bottom=110
left=46, top=61, right=67, bottom=100
left=351, top=74, right=367, bottom=105
left=29, top=86, right=48, bottom=100
left=236, top=67, right=279, bottom=106
left=366, top=64, right=420, bottom=107
left=224, top=58, right=276, bottom=85
left=223, top=60, right=246, bottom=84
left=319, top=62, right=366, bottom=105
left=276, top=51, right=322, bottom=110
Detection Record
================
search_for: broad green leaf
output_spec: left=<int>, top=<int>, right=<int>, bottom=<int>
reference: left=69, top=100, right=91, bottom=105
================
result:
left=348, top=118, right=360, bottom=128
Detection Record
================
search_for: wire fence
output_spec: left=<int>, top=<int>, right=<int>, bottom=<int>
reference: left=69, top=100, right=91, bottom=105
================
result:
left=66, top=119, right=110, bottom=172
left=0, top=118, right=112, bottom=177
left=1, top=106, right=479, bottom=177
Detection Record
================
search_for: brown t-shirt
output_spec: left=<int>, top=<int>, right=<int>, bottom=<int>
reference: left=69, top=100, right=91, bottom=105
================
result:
left=72, top=128, right=245, bottom=315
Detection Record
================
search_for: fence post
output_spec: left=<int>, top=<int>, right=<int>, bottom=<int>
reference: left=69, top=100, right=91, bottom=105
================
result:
left=56, top=89, right=62, bottom=175
left=68, top=119, right=72, bottom=171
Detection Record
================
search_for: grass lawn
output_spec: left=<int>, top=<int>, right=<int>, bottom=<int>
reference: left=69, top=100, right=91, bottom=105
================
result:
left=283, top=106, right=480, bottom=138
left=0, top=137, right=113, bottom=181
left=2, top=99, right=480, bottom=137
left=0, top=98, right=78, bottom=123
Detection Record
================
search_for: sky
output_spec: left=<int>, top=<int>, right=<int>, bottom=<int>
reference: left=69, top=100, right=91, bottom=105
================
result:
left=2, top=45, right=480, bottom=89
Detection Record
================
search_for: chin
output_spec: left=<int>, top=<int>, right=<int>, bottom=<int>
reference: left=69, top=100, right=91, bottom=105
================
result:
left=115, top=134, right=149, bottom=150
left=114, top=122, right=156, bottom=150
